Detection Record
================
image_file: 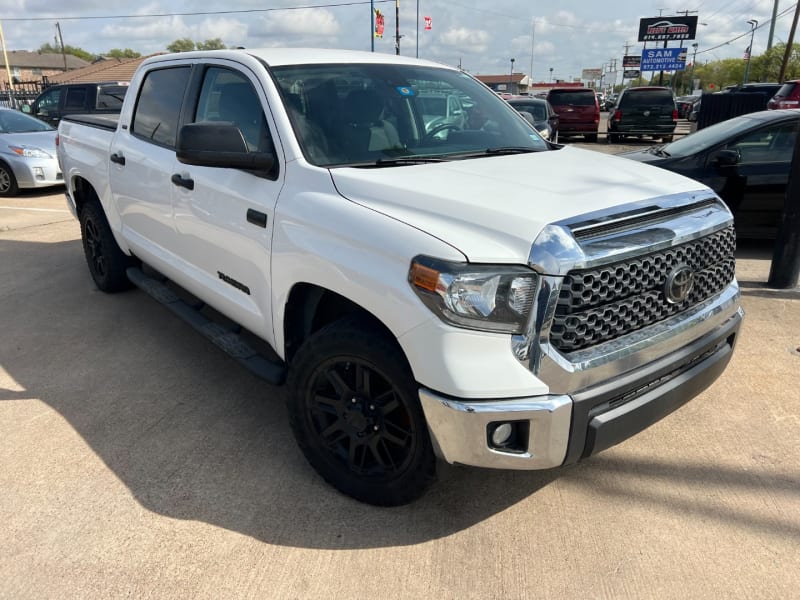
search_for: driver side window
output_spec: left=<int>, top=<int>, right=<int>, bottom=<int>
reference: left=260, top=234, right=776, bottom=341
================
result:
left=194, top=67, right=272, bottom=153
left=728, top=122, right=796, bottom=165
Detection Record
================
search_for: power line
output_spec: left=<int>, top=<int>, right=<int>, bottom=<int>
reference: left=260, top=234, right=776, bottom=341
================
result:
left=1, top=1, right=392, bottom=22
left=696, top=2, right=797, bottom=55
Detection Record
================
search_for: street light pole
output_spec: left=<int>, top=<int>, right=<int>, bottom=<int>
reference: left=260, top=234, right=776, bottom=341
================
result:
left=689, top=42, right=699, bottom=93
left=509, top=58, right=515, bottom=94
left=744, top=19, right=758, bottom=83
left=549, top=67, right=553, bottom=82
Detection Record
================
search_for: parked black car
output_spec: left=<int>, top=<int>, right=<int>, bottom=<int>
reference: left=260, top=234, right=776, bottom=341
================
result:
left=24, top=82, right=129, bottom=126
left=607, top=86, right=677, bottom=143
left=507, top=96, right=560, bottom=142
left=616, top=109, right=799, bottom=239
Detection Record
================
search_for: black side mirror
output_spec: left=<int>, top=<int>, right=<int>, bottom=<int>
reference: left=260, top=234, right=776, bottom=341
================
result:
left=176, top=122, right=275, bottom=172
left=714, top=149, right=740, bottom=167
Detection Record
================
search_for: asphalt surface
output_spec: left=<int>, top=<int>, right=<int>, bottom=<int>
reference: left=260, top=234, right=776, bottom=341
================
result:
left=1, top=157, right=799, bottom=598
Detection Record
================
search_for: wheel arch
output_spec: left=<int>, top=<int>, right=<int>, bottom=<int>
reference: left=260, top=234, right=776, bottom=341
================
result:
left=283, top=282, right=401, bottom=365
left=70, top=175, right=100, bottom=217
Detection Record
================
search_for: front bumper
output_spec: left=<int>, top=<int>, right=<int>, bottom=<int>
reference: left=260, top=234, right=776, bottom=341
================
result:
left=420, top=305, right=742, bottom=470
left=5, top=154, right=63, bottom=189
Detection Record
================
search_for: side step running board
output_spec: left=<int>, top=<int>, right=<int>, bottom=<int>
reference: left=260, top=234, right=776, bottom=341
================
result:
left=126, top=267, right=287, bottom=385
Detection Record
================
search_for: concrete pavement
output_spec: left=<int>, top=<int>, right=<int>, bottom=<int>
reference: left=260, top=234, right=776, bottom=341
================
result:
left=1, top=189, right=798, bottom=599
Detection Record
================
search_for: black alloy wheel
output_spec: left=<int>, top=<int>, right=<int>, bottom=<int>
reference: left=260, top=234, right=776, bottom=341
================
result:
left=287, top=319, right=435, bottom=505
left=79, top=201, right=133, bottom=292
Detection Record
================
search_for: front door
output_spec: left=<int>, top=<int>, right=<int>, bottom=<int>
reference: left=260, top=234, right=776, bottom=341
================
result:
left=170, top=63, right=284, bottom=343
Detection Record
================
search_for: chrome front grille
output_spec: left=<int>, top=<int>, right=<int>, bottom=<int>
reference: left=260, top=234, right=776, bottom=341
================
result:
left=550, top=225, right=736, bottom=353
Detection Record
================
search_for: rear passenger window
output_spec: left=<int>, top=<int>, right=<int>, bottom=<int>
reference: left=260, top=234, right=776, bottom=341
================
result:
left=550, top=92, right=595, bottom=105
left=64, top=87, right=88, bottom=110
left=131, top=66, right=191, bottom=148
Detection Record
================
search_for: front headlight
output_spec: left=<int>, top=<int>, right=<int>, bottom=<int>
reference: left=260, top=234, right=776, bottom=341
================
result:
left=10, top=145, right=53, bottom=159
left=409, top=256, right=538, bottom=334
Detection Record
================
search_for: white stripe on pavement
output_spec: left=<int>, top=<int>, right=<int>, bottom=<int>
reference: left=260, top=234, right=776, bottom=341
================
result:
left=0, top=206, right=71, bottom=213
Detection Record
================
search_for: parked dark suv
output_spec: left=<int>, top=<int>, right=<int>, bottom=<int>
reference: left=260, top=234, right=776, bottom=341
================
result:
left=607, top=86, right=677, bottom=143
left=24, top=82, right=129, bottom=126
left=768, top=80, right=800, bottom=109
left=546, top=88, right=599, bottom=142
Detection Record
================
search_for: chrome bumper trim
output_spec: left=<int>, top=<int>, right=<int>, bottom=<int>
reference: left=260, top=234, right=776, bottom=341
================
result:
left=419, top=390, right=572, bottom=469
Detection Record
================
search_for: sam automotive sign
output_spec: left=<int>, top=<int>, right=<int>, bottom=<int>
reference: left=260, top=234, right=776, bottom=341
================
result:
left=638, top=16, right=698, bottom=41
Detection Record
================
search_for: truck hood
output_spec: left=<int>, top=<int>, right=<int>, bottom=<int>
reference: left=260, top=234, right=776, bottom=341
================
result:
left=330, top=146, right=710, bottom=263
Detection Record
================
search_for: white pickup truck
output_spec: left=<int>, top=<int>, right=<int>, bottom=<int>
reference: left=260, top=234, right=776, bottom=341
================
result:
left=57, top=49, right=743, bottom=505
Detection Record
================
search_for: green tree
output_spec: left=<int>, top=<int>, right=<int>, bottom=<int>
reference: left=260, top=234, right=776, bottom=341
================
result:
left=196, top=38, right=226, bottom=50
left=166, top=38, right=196, bottom=53
left=38, top=42, right=94, bottom=62
left=107, top=48, right=141, bottom=59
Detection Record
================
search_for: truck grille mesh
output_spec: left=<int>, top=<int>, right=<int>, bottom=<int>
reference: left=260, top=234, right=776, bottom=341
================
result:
left=550, top=226, right=736, bottom=353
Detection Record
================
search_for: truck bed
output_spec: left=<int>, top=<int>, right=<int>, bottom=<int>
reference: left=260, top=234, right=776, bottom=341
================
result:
left=60, top=113, right=120, bottom=131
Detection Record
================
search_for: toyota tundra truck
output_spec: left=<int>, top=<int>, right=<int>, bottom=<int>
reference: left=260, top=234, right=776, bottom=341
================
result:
left=56, top=49, right=743, bottom=505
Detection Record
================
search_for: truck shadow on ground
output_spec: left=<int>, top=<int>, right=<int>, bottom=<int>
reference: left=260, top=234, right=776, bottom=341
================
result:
left=2, top=237, right=798, bottom=549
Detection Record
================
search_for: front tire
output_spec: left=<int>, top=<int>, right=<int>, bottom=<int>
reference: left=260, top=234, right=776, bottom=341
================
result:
left=0, top=162, right=19, bottom=197
left=79, top=201, right=134, bottom=292
left=286, top=318, right=436, bottom=506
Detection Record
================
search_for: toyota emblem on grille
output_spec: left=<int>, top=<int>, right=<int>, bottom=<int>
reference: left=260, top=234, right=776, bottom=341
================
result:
left=664, top=264, right=695, bottom=304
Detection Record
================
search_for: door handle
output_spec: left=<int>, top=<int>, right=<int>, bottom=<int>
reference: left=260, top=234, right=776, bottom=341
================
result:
left=247, top=209, right=268, bottom=228
left=110, top=152, right=125, bottom=165
left=171, top=173, right=194, bottom=190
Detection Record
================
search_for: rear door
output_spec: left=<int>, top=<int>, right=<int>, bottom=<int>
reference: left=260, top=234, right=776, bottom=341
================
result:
left=621, top=90, right=675, bottom=129
left=110, top=64, right=192, bottom=261
left=548, top=90, right=595, bottom=127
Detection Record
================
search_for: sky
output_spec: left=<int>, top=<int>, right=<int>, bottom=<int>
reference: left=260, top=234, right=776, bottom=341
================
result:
left=0, top=0, right=796, bottom=82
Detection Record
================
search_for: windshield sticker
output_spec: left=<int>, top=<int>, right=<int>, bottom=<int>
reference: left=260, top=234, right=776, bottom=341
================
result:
left=396, top=86, right=415, bottom=96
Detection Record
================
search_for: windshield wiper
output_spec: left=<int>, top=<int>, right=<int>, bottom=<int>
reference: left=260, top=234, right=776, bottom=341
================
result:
left=484, top=147, right=539, bottom=155
left=452, top=147, right=540, bottom=159
left=356, top=155, right=451, bottom=168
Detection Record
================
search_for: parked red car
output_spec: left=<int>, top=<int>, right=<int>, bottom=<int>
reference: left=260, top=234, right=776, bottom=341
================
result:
left=767, top=81, right=800, bottom=109
left=545, top=88, right=599, bottom=142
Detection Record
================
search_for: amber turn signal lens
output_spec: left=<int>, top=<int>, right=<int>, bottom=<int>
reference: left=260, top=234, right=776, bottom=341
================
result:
left=410, top=263, right=440, bottom=292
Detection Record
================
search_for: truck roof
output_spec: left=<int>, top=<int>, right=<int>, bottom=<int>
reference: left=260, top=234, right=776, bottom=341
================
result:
left=142, top=47, right=454, bottom=70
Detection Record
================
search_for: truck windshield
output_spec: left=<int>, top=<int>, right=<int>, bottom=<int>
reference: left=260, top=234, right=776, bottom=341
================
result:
left=270, top=63, right=547, bottom=167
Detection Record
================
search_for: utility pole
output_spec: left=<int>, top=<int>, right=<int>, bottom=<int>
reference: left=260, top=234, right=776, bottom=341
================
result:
left=370, top=0, right=375, bottom=52
left=395, top=0, right=400, bottom=55
left=416, top=0, right=419, bottom=58
left=779, top=1, right=800, bottom=81
left=767, top=0, right=779, bottom=50
left=56, top=22, right=67, bottom=72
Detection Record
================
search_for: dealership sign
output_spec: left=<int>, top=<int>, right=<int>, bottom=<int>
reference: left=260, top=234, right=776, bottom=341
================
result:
left=638, top=16, right=698, bottom=41
left=640, top=48, right=688, bottom=71
left=581, top=68, right=603, bottom=80
left=623, top=55, right=641, bottom=68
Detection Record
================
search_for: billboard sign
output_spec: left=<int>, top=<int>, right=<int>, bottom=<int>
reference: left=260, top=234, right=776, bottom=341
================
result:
left=640, top=48, right=688, bottom=71
left=581, top=68, right=603, bottom=80
left=623, top=55, right=641, bottom=68
left=624, top=69, right=641, bottom=79
left=637, top=16, right=698, bottom=42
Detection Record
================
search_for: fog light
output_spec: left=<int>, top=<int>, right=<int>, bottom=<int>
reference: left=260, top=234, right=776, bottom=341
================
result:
left=33, top=167, right=44, bottom=180
left=491, top=423, right=514, bottom=446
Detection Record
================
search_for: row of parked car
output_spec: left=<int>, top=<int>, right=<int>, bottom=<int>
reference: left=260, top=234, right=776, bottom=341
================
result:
left=504, top=86, right=798, bottom=240
left=0, top=82, right=130, bottom=197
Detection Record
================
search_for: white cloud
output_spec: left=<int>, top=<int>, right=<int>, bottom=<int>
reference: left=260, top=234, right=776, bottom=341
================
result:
left=438, top=28, right=490, bottom=53
left=255, top=9, right=340, bottom=37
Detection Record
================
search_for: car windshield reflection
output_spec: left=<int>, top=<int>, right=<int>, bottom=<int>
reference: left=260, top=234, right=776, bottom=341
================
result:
left=271, top=63, right=547, bottom=167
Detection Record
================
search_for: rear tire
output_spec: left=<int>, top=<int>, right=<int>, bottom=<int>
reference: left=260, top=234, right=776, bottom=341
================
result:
left=608, top=133, right=620, bottom=143
left=286, top=318, right=436, bottom=506
left=585, top=133, right=598, bottom=143
left=0, top=162, right=19, bottom=197
left=79, top=201, right=134, bottom=292
left=661, top=135, right=674, bottom=142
